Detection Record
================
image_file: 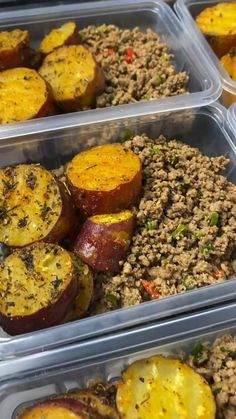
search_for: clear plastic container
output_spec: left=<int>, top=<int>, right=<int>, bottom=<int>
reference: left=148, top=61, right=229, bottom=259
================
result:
left=228, top=103, right=236, bottom=137
left=0, top=0, right=221, bottom=139
left=0, top=102, right=236, bottom=360
left=0, top=303, right=236, bottom=418
left=174, top=0, right=236, bottom=108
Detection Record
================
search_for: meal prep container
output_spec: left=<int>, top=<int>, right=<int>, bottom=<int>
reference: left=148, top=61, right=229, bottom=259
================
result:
left=0, top=102, right=236, bottom=360
left=0, top=303, right=236, bottom=418
left=174, top=0, right=236, bottom=108
left=0, top=0, right=221, bottom=139
left=228, top=103, right=236, bottom=137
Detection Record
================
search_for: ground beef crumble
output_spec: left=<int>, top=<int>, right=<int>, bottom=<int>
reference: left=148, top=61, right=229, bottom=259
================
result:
left=94, top=134, right=236, bottom=311
left=188, top=334, right=236, bottom=419
left=80, top=25, right=188, bottom=107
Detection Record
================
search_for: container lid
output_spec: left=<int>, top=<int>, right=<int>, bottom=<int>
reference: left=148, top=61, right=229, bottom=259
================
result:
left=174, top=0, right=236, bottom=97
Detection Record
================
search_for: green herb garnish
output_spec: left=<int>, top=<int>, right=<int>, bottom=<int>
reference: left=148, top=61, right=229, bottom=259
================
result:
left=171, top=224, right=187, bottom=239
left=150, top=147, right=161, bottom=156
left=106, top=293, right=119, bottom=307
left=169, top=155, right=179, bottom=166
left=191, top=342, right=208, bottom=365
left=144, top=219, right=157, bottom=230
left=209, top=212, right=219, bottom=226
left=201, top=243, right=215, bottom=257
left=213, top=388, right=221, bottom=396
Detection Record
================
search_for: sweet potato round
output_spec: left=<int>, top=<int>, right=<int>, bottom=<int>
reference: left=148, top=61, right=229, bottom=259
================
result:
left=196, top=2, right=236, bottom=58
left=19, top=398, right=89, bottom=418
left=73, top=210, right=135, bottom=273
left=0, top=29, right=30, bottom=70
left=0, top=164, right=75, bottom=247
left=39, top=21, right=80, bottom=56
left=0, top=67, right=54, bottom=124
left=39, top=45, right=105, bottom=111
left=66, top=144, right=142, bottom=216
left=62, top=257, right=93, bottom=322
left=0, top=243, right=78, bottom=335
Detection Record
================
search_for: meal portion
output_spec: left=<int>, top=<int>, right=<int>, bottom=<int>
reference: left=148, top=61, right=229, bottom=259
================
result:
left=195, top=2, right=236, bottom=104
left=0, top=135, right=236, bottom=334
left=18, top=333, right=236, bottom=418
left=0, top=21, right=188, bottom=124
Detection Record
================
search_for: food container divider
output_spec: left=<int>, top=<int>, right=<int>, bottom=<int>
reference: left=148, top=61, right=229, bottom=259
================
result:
left=0, top=102, right=235, bottom=360
left=174, top=0, right=236, bottom=108
left=0, top=0, right=221, bottom=140
left=0, top=303, right=236, bottom=418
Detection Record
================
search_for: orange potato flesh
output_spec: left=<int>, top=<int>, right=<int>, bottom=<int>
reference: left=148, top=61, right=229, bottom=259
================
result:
left=196, top=2, right=236, bottom=58
left=0, top=243, right=78, bottom=335
left=0, top=165, right=75, bottom=247
left=19, top=398, right=89, bottom=419
left=39, top=45, right=105, bottom=111
left=66, top=144, right=142, bottom=216
left=40, top=21, right=80, bottom=56
left=0, top=68, right=54, bottom=124
left=73, top=210, right=135, bottom=273
left=0, top=29, right=30, bottom=70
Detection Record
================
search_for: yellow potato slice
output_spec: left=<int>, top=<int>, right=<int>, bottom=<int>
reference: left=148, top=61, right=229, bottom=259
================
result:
left=116, top=355, right=216, bottom=419
left=39, top=21, right=80, bottom=55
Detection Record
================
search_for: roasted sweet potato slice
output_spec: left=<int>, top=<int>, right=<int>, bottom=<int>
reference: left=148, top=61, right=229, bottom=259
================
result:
left=0, top=29, right=30, bottom=70
left=0, top=243, right=78, bottom=335
left=221, top=47, right=236, bottom=81
left=39, top=45, right=105, bottom=111
left=73, top=210, right=135, bottom=273
left=0, top=164, right=75, bottom=247
left=62, top=391, right=119, bottom=419
left=62, top=257, right=93, bottom=322
left=66, top=144, right=142, bottom=216
left=116, top=355, right=216, bottom=419
left=0, top=68, right=55, bottom=124
left=196, top=2, right=236, bottom=58
left=39, top=21, right=80, bottom=56
left=19, top=397, right=91, bottom=418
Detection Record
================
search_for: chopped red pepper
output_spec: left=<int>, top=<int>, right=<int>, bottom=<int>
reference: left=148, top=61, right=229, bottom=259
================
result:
left=108, top=47, right=115, bottom=56
left=125, top=48, right=135, bottom=64
left=141, top=279, right=160, bottom=299
left=212, top=269, right=225, bottom=278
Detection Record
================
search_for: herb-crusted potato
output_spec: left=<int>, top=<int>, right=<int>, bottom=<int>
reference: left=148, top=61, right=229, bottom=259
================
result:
left=39, top=21, right=80, bottom=56
left=66, top=144, right=142, bottom=216
left=0, top=68, right=55, bottom=124
left=0, top=243, right=78, bottom=335
left=73, top=210, right=135, bottom=273
left=116, top=355, right=216, bottom=419
left=39, top=45, right=105, bottom=111
left=196, top=2, right=236, bottom=58
left=0, top=164, right=75, bottom=247
left=0, top=29, right=30, bottom=70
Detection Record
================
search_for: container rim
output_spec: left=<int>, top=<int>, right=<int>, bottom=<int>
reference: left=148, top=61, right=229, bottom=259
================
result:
left=228, top=103, right=236, bottom=136
left=0, top=0, right=222, bottom=139
left=0, top=302, right=236, bottom=382
left=174, top=0, right=236, bottom=95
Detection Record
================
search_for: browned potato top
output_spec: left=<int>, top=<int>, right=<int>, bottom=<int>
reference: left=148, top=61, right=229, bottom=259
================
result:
left=0, top=29, right=29, bottom=53
left=0, top=243, right=75, bottom=317
left=196, top=2, right=236, bottom=36
left=0, top=164, right=63, bottom=247
left=0, top=67, right=51, bottom=124
left=39, top=21, right=79, bottom=55
left=67, top=144, right=141, bottom=192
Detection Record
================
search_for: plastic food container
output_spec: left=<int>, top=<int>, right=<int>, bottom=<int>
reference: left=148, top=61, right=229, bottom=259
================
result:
left=0, top=0, right=221, bottom=139
left=228, top=103, right=236, bottom=137
left=0, top=303, right=236, bottom=418
left=174, top=0, right=236, bottom=108
left=0, top=102, right=236, bottom=360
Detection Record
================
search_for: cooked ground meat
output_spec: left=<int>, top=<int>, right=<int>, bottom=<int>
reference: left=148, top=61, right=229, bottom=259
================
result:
left=188, top=334, right=236, bottom=419
left=80, top=25, right=188, bottom=107
left=97, top=134, right=236, bottom=310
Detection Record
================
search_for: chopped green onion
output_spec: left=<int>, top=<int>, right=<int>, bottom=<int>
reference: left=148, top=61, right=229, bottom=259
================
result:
left=213, top=388, right=221, bottom=396
left=171, top=224, right=187, bottom=239
left=169, top=155, right=179, bottom=166
left=191, top=342, right=204, bottom=357
left=160, top=52, right=169, bottom=61
left=106, top=293, right=119, bottom=307
left=143, top=94, right=151, bottom=100
left=210, top=212, right=219, bottom=226
left=144, top=219, right=157, bottom=230
left=201, top=243, right=215, bottom=257
left=121, top=129, right=134, bottom=142
left=150, top=146, right=161, bottom=156
left=154, top=74, right=165, bottom=86
left=191, top=342, right=208, bottom=365
left=220, top=346, right=227, bottom=352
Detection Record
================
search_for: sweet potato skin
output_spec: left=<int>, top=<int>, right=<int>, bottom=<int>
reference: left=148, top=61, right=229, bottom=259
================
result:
left=39, top=21, right=81, bottom=56
left=0, top=29, right=30, bottom=70
left=19, top=398, right=89, bottom=419
left=0, top=244, right=78, bottom=335
left=66, top=144, right=142, bottom=216
left=39, top=45, right=105, bottom=111
left=73, top=211, right=135, bottom=273
left=196, top=2, right=236, bottom=58
left=0, top=68, right=55, bottom=124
